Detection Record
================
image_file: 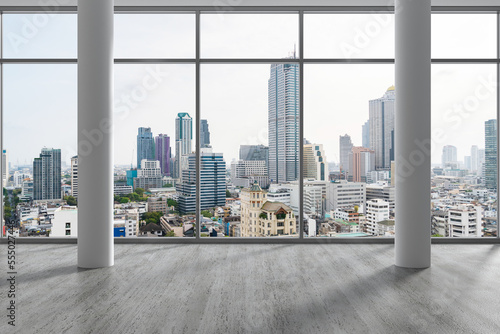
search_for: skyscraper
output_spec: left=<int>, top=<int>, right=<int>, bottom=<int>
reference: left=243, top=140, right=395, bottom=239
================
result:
left=200, top=119, right=211, bottom=148
left=485, top=119, right=497, bottom=190
left=362, top=120, right=370, bottom=148
left=33, top=148, right=61, bottom=200
left=441, top=145, right=458, bottom=168
left=339, top=134, right=353, bottom=177
left=178, top=149, right=226, bottom=214
left=369, top=86, right=395, bottom=169
left=268, top=58, right=299, bottom=183
left=304, top=143, right=327, bottom=181
left=471, top=145, right=479, bottom=172
left=137, top=127, right=155, bottom=169
left=2, top=149, right=8, bottom=187
left=71, top=155, right=78, bottom=199
left=175, top=112, right=193, bottom=178
left=349, top=147, right=375, bottom=182
left=155, top=134, right=171, bottom=176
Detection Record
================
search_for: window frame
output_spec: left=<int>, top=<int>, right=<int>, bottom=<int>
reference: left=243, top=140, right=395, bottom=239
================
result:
left=0, top=6, right=499, bottom=243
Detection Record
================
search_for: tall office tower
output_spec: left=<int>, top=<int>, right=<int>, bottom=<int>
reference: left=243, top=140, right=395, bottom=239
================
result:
left=155, top=134, right=171, bottom=176
left=200, top=119, right=211, bottom=148
left=464, top=156, right=472, bottom=171
left=268, top=58, right=300, bottom=184
left=471, top=145, right=479, bottom=172
left=178, top=149, right=226, bottom=214
left=369, top=86, right=395, bottom=169
left=2, top=149, right=8, bottom=187
left=231, top=160, right=269, bottom=189
left=339, top=134, right=353, bottom=177
left=303, top=143, right=327, bottom=181
left=71, top=156, right=78, bottom=199
left=33, top=148, right=61, bottom=200
left=441, top=145, right=458, bottom=168
left=137, top=127, right=155, bottom=169
left=362, top=120, right=370, bottom=148
left=349, top=147, right=375, bottom=182
left=484, top=119, right=497, bottom=190
left=175, top=112, right=193, bottom=179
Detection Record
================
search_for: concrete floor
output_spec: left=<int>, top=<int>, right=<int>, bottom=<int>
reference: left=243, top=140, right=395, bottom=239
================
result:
left=1, top=243, right=499, bottom=334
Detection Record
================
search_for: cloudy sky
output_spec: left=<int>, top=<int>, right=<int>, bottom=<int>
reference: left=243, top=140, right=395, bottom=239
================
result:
left=2, top=12, right=497, bottom=168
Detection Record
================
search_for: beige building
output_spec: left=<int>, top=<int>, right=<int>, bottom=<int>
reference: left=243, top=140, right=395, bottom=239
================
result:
left=241, top=182, right=296, bottom=237
left=147, top=197, right=169, bottom=215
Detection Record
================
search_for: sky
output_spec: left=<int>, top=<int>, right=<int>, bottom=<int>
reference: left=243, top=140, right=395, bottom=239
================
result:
left=2, top=12, right=498, bottom=168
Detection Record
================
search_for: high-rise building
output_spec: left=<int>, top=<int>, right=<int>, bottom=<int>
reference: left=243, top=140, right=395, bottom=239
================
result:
left=349, top=147, right=375, bottom=182
left=464, top=156, right=472, bottom=171
left=155, top=134, right=171, bottom=176
left=133, top=159, right=163, bottom=190
left=2, top=149, right=8, bottom=187
left=230, top=160, right=269, bottom=189
left=442, top=145, right=458, bottom=168
left=268, top=59, right=299, bottom=184
left=326, top=181, right=366, bottom=213
left=470, top=145, right=479, bottom=172
left=71, top=156, right=78, bottom=199
left=33, top=148, right=61, bottom=200
left=178, top=149, right=226, bottom=214
left=239, top=145, right=269, bottom=164
left=137, top=127, right=155, bottom=169
left=339, top=134, right=353, bottom=177
left=200, top=119, right=211, bottom=148
left=175, top=112, right=193, bottom=179
left=304, top=143, right=327, bottom=181
left=369, top=86, right=395, bottom=169
left=484, top=119, right=497, bottom=190
left=362, top=120, right=370, bottom=148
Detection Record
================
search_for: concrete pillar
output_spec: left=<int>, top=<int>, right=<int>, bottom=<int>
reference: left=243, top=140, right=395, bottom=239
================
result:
left=78, top=0, right=114, bottom=268
left=395, top=0, right=431, bottom=268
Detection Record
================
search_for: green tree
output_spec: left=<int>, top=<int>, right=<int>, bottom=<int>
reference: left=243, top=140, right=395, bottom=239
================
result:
left=64, top=195, right=77, bottom=206
left=226, top=190, right=231, bottom=198
left=163, top=184, right=173, bottom=188
left=135, top=188, right=145, bottom=197
left=201, top=210, right=213, bottom=218
left=167, top=199, right=178, bottom=210
left=142, top=211, right=163, bottom=225
left=119, top=197, right=130, bottom=204
left=432, top=234, right=444, bottom=237
left=165, top=231, right=176, bottom=237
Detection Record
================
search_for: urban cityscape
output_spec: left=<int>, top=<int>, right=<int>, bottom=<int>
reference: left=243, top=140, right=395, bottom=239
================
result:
left=2, top=59, right=498, bottom=239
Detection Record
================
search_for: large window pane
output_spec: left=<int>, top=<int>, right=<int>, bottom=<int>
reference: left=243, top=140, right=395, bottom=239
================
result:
left=115, top=14, right=195, bottom=58
left=305, top=13, right=395, bottom=58
left=3, top=14, right=77, bottom=58
left=432, top=14, right=497, bottom=59
left=304, top=64, right=395, bottom=237
left=431, top=64, right=497, bottom=238
left=2, top=65, right=77, bottom=237
left=114, top=64, right=196, bottom=237
left=201, top=13, right=299, bottom=58
left=202, top=64, right=299, bottom=237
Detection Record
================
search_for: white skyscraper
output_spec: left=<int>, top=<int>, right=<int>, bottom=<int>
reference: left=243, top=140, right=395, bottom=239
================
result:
left=471, top=145, right=479, bottom=172
left=268, top=58, right=299, bottom=184
left=2, top=149, right=8, bottom=187
left=175, top=112, right=193, bottom=179
left=304, top=143, right=327, bottom=181
left=71, top=156, right=78, bottom=199
left=369, top=86, right=395, bottom=169
left=442, top=145, right=458, bottom=168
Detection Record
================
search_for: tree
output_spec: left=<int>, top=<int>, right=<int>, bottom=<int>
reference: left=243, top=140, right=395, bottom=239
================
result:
left=142, top=211, right=163, bottom=225
left=64, top=195, right=77, bottom=206
left=201, top=210, right=213, bottom=218
left=163, top=184, right=173, bottom=188
left=135, top=188, right=145, bottom=197
left=226, top=190, right=231, bottom=198
left=119, top=197, right=130, bottom=204
left=167, top=198, right=178, bottom=210
left=432, top=234, right=444, bottom=237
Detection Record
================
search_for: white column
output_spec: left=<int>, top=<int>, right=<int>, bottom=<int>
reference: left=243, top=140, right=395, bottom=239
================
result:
left=395, top=0, right=431, bottom=268
left=78, top=0, right=114, bottom=268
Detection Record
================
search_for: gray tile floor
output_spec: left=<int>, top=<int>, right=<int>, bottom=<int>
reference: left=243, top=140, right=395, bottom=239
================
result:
left=1, top=243, right=499, bottom=334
